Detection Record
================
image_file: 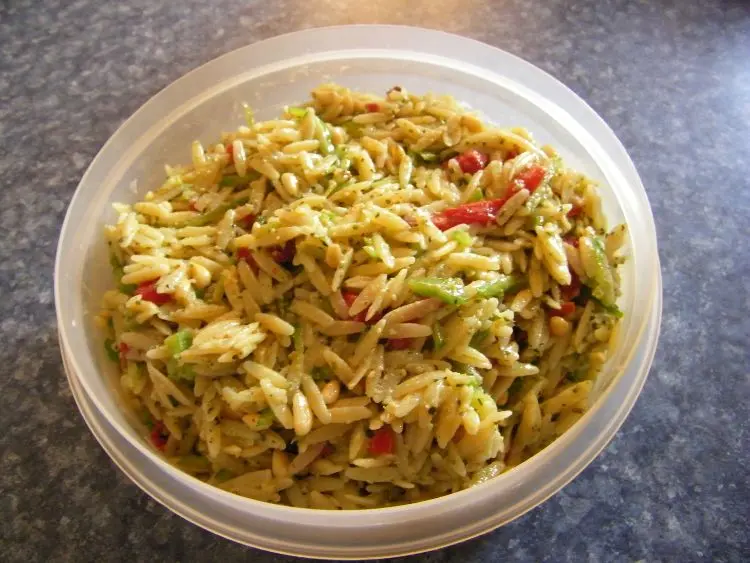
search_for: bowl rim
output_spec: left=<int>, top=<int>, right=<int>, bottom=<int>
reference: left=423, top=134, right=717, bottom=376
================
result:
left=54, top=23, right=662, bottom=553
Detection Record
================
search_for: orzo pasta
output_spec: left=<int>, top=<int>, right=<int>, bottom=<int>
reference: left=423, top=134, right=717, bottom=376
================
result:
left=98, top=84, right=627, bottom=508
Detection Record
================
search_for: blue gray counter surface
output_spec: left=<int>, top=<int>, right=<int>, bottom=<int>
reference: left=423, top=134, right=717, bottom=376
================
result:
left=1, top=0, right=748, bottom=561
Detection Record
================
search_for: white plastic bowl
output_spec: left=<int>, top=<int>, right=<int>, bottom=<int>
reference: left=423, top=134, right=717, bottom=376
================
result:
left=55, top=25, right=662, bottom=559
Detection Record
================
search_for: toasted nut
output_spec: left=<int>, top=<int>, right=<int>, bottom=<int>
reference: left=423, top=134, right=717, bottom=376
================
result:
left=549, top=316, right=570, bottom=337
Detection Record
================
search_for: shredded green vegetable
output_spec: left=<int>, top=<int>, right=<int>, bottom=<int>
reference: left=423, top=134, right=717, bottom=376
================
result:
left=326, top=179, right=355, bottom=198
left=468, top=188, right=484, bottom=202
left=432, top=323, right=445, bottom=350
left=104, top=339, right=119, bottom=363
left=183, top=197, right=248, bottom=227
left=288, top=106, right=307, bottom=118
left=469, top=461, right=504, bottom=486
left=167, top=359, right=195, bottom=382
left=220, top=174, right=251, bottom=187
left=140, top=409, right=154, bottom=430
left=474, top=274, right=521, bottom=299
left=164, top=330, right=195, bottom=381
left=165, top=330, right=193, bottom=355
left=592, top=295, right=624, bottom=318
left=177, top=455, right=212, bottom=474
left=119, top=282, right=137, bottom=295
left=314, top=115, right=335, bottom=155
left=110, top=253, right=136, bottom=294
left=409, top=151, right=439, bottom=165
left=186, top=204, right=231, bottom=227
left=450, top=229, right=473, bottom=247
left=580, top=234, right=617, bottom=306
left=408, top=277, right=467, bottom=305
left=363, top=237, right=378, bottom=259
left=454, top=362, right=482, bottom=385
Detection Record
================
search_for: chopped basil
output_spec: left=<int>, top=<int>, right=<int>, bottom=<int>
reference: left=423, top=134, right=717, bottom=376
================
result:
left=215, top=469, right=234, bottom=483
left=470, top=330, right=490, bottom=348
left=288, top=106, right=308, bottom=118
left=507, top=378, right=524, bottom=396
left=104, top=339, right=119, bottom=363
left=311, top=366, right=333, bottom=381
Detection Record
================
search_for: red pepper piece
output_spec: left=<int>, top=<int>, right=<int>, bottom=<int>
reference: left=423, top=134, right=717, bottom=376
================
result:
left=368, top=427, right=395, bottom=455
left=567, top=205, right=583, bottom=218
left=225, top=143, right=234, bottom=163
left=342, top=291, right=367, bottom=323
left=269, top=240, right=296, bottom=264
left=118, top=342, right=130, bottom=370
left=342, top=291, right=358, bottom=308
left=342, top=291, right=382, bottom=324
left=452, top=426, right=466, bottom=443
left=150, top=421, right=168, bottom=451
left=236, top=248, right=258, bottom=273
left=431, top=198, right=508, bottom=231
left=549, top=301, right=576, bottom=318
left=387, top=338, right=413, bottom=350
left=368, top=310, right=383, bottom=325
left=454, top=149, right=489, bottom=174
left=135, top=280, right=172, bottom=305
left=514, top=165, right=546, bottom=192
left=240, top=213, right=256, bottom=230
left=365, top=102, right=380, bottom=112
left=560, top=271, right=581, bottom=301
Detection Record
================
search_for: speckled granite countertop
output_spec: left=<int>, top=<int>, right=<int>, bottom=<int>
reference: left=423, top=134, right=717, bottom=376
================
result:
left=1, top=0, right=749, bottom=561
